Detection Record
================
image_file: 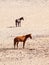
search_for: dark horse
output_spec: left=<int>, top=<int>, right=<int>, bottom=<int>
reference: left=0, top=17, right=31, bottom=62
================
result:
left=15, top=17, right=24, bottom=27
left=14, top=34, right=32, bottom=49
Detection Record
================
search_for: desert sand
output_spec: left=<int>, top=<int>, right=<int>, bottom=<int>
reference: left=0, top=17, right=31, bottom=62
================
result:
left=0, top=0, right=49, bottom=65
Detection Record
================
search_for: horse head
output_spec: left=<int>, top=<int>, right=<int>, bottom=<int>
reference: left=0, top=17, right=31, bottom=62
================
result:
left=29, top=34, right=32, bottom=39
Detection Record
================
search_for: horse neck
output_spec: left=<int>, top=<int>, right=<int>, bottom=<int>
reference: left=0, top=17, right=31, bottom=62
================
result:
left=19, top=18, right=23, bottom=20
left=25, top=35, right=30, bottom=40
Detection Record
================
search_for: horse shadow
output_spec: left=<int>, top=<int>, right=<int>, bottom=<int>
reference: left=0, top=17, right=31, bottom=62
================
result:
left=0, top=48, right=15, bottom=51
left=0, top=47, right=35, bottom=51
left=0, top=47, right=27, bottom=51
left=7, top=26, right=16, bottom=28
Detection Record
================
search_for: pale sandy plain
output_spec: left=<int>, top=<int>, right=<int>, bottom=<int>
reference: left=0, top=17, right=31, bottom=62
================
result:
left=0, top=0, right=49, bottom=65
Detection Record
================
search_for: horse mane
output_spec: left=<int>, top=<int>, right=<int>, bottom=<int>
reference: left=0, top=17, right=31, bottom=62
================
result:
left=26, top=34, right=31, bottom=36
left=25, top=34, right=31, bottom=39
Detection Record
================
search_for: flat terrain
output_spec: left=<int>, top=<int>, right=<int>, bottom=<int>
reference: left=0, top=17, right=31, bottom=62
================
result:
left=0, top=0, right=49, bottom=65
left=0, top=36, right=49, bottom=65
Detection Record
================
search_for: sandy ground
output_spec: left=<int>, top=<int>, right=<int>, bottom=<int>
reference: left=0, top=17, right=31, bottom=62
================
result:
left=0, top=0, right=49, bottom=65
left=0, top=36, right=49, bottom=65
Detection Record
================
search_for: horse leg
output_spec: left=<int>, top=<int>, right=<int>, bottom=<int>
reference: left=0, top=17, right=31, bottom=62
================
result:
left=16, top=22, right=17, bottom=27
left=18, top=22, right=20, bottom=27
left=20, top=22, right=21, bottom=27
left=15, top=22, right=17, bottom=27
left=23, top=41, right=25, bottom=49
left=17, top=42, right=18, bottom=49
left=14, top=41, right=16, bottom=49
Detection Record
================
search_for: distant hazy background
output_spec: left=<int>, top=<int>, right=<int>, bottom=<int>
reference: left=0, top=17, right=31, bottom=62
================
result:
left=0, top=0, right=49, bottom=36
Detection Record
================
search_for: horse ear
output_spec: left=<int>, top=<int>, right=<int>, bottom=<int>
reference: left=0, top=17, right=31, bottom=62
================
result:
left=26, top=34, right=31, bottom=36
left=28, top=34, right=31, bottom=35
left=29, top=34, right=31, bottom=35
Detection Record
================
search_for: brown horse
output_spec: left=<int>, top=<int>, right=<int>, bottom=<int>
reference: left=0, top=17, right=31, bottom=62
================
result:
left=14, top=34, right=32, bottom=49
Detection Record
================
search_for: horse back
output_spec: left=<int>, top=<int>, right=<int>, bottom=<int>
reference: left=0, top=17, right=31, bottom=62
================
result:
left=14, top=36, right=25, bottom=42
